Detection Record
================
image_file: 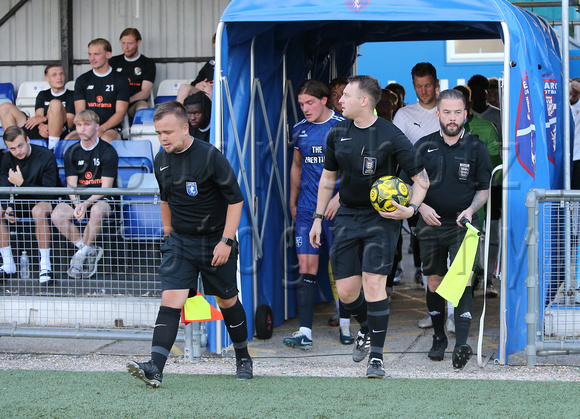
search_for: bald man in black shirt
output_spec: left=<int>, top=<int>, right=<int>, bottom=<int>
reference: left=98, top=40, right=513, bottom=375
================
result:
left=127, top=101, right=252, bottom=387
left=402, top=89, right=491, bottom=369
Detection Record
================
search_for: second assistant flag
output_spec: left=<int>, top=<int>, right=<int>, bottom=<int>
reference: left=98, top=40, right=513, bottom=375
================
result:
left=436, top=223, right=480, bottom=307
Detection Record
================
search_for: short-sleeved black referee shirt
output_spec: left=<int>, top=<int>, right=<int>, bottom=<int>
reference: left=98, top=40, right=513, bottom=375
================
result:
left=402, top=130, right=491, bottom=222
left=324, top=117, right=423, bottom=209
left=154, top=139, right=243, bottom=237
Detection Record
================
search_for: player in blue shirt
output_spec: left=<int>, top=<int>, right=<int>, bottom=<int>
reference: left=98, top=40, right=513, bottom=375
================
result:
left=284, top=80, right=352, bottom=349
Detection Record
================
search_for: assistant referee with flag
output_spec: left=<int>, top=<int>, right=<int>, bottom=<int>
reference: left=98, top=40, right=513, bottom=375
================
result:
left=402, top=89, right=491, bottom=369
left=127, top=101, right=252, bottom=387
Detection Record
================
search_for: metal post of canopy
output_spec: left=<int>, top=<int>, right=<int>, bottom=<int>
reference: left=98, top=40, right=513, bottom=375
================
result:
left=250, top=37, right=258, bottom=328
left=499, top=20, right=511, bottom=365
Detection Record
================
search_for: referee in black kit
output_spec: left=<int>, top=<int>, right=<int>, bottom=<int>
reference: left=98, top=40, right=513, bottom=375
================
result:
left=127, top=101, right=252, bottom=387
left=402, top=89, right=491, bottom=369
left=310, top=75, right=430, bottom=378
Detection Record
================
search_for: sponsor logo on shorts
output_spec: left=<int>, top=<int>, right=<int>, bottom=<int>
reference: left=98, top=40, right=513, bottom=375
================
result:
left=186, top=182, right=198, bottom=196
left=296, top=236, right=302, bottom=247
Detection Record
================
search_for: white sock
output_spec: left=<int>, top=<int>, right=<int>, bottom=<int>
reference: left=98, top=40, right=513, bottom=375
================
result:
left=299, top=326, right=312, bottom=340
left=0, top=246, right=15, bottom=272
left=334, top=299, right=340, bottom=311
left=48, top=136, right=59, bottom=150
left=39, top=248, right=51, bottom=271
left=75, top=240, right=84, bottom=250
left=339, top=318, right=350, bottom=328
left=448, top=302, right=454, bottom=319
left=80, top=245, right=94, bottom=256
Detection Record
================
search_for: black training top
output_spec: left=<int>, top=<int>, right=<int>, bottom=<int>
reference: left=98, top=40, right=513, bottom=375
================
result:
left=109, top=54, right=156, bottom=101
left=402, top=130, right=491, bottom=222
left=74, top=69, right=131, bottom=129
left=155, top=138, right=243, bottom=237
left=0, top=144, right=58, bottom=204
left=189, top=125, right=210, bottom=142
left=35, top=89, right=75, bottom=116
left=324, top=117, right=423, bottom=209
left=191, top=60, right=215, bottom=85
left=64, top=139, right=119, bottom=201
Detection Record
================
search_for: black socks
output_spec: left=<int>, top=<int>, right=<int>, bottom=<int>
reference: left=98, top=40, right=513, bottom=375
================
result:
left=367, top=298, right=389, bottom=360
left=296, top=274, right=317, bottom=329
left=221, top=298, right=250, bottom=360
left=426, top=288, right=446, bottom=337
left=454, top=286, right=473, bottom=346
left=342, top=292, right=368, bottom=333
left=151, top=306, right=182, bottom=373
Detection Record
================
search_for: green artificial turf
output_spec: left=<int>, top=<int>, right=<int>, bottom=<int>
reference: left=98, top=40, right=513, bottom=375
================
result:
left=1, top=370, right=579, bottom=418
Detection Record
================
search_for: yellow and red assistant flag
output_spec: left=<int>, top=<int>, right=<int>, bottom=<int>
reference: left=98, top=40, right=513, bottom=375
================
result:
left=180, top=291, right=223, bottom=323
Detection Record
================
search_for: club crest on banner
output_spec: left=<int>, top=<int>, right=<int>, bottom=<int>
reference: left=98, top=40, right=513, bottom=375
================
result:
left=515, top=73, right=536, bottom=178
left=543, top=73, right=558, bottom=164
left=345, top=0, right=369, bottom=12
left=186, top=182, right=198, bottom=196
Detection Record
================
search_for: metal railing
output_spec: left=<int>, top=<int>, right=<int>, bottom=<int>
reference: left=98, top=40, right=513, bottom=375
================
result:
left=526, top=189, right=580, bottom=366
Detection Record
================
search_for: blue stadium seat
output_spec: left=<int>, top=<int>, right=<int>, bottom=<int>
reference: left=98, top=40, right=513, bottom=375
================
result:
left=53, top=139, right=79, bottom=186
left=132, top=108, right=155, bottom=126
left=111, top=139, right=155, bottom=187
left=130, top=108, right=161, bottom=157
left=29, top=139, right=47, bottom=147
left=121, top=173, right=163, bottom=240
left=0, top=83, right=15, bottom=105
left=154, top=79, right=191, bottom=105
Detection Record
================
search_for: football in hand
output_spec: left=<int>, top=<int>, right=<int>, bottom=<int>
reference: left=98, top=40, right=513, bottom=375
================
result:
left=370, top=176, right=409, bottom=212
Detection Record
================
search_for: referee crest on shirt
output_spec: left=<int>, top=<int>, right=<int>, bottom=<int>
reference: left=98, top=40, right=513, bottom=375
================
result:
left=186, top=182, right=198, bottom=196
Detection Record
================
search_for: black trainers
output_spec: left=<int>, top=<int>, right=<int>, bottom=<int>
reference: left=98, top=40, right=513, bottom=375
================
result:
left=127, top=360, right=163, bottom=388
left=366, top=357, right=385, bottom=378
left=428, top=334, right=448, bottom=361
left=352, top=331, right=370, bottom=362
left=452, top=344, right=473, bottom=369
left=236, top=357, right=253, bottom=380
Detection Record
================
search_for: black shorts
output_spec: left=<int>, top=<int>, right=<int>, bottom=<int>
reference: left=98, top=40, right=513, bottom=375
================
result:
left=22, top=117, right=70, bottom=141
left=158, top=232, right=239, bottom=299
left=330, top=206, right=400, bottom=279
left=416, top=218, right=480, bottom=277
left=3, top=200, right=53, bottom=219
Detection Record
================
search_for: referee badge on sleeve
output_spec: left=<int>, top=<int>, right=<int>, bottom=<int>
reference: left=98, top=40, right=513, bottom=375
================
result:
left=362, top=157, right=377, bottom=175
left=186, top=182, right=198, bottom=196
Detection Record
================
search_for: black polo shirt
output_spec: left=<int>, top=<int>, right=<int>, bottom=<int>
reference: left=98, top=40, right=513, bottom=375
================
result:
left=154, top=138, right=243, bottom=237
left=402, top=130, right=491, bottom=223
left=324, top=117, right=423, bottom=209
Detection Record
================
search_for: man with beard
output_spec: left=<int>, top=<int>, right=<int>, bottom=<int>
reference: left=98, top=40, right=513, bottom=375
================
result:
left=401, top=89, right=491, bottom=369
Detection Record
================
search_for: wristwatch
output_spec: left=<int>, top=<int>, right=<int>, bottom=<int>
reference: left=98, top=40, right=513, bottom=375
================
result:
left=409, top=203, right=420, bottom=216
left=312, top=212, right=324, bottom=220
left=221, top=237, right=234, bottom=246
